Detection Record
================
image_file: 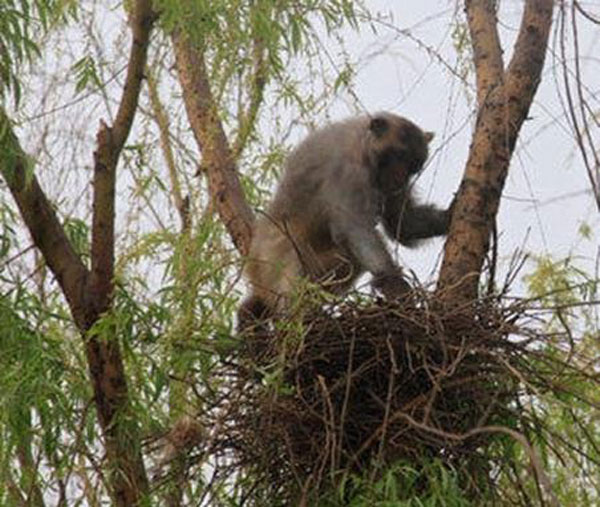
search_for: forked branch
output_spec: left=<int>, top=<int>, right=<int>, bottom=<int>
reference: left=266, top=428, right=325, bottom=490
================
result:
left=90, top=0, right=157, bottom=317
left=437, top=0, right=553, bottom=302
left=0, top=0, right=156, bottom=504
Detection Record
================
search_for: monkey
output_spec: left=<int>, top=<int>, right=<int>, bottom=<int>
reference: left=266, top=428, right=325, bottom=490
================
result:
left=239, top=112, right=452, bottom=328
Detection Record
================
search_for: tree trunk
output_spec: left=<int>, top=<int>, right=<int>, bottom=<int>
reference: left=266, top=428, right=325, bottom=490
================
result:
left=437, top=0, right=554, bottom=303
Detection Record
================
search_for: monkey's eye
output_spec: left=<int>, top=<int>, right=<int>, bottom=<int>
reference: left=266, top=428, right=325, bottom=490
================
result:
left=378, top=148, right=425, bottom=176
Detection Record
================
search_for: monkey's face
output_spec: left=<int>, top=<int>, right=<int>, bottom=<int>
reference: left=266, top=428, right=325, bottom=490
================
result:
left=368, top=113, right=434, bottom=180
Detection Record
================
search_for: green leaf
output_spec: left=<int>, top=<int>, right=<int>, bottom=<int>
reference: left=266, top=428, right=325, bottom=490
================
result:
left=71, top=55, right=101, bottom=95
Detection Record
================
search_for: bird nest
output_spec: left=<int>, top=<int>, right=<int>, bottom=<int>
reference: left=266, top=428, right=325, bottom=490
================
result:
left=224, top=295, right=529, bottom=504
left=157, top=291, right=597, bottom=505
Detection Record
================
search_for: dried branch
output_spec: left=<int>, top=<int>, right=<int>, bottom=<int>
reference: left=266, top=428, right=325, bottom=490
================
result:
left=574, top=0, right=600, bottom=24
left=171, top=31, right=255, bottom=255
left=558, top=1, right=600, bottom=210
left=195, top=293, right=597, bottom=505
left=393, top=414, right=559, bottom=507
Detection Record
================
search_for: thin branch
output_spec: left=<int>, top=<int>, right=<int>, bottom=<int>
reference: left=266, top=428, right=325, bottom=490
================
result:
left=232, top=32, right=269, bottom=160
left=146, top=67, right=189, bottom=230
left=563, top=1, right=600, bottom=209
left=574, top=0, right=600, bottom=24
left=394, top=412, right=560, bottom=507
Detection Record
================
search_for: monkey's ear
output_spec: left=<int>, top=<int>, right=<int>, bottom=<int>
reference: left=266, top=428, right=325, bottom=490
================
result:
left=424, top=131, right=435, bottom=143
left=369, top=116, right=389, bottom=137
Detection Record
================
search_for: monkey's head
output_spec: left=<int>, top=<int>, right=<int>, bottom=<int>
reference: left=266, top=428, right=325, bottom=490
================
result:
left=366, top=112, right=434, bottom=180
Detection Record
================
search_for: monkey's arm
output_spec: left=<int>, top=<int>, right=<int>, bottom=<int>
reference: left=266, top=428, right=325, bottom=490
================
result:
left=330, top=214, right=397, bottom=275
left=329, top=209, right=412, bottom=298
left=326, top=172, right=396, bottom=274
left=382, top=190, right=450, bottom=247
left=325, top=174, right=410, bottom=298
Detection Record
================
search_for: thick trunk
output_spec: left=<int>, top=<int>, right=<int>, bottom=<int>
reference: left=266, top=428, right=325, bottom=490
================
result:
left=437, top=0, right=554, bottom=303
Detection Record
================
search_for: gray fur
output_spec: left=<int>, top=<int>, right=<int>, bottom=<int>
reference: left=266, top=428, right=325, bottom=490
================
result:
left=240, top=112, right=450, bottom=323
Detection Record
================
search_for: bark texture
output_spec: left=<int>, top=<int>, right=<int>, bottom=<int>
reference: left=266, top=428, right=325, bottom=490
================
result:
left=437, top=0, right=554, bottom=302
left=0, top=0, right=156, bottom=503
left=172, top=31, right=255, bottom=255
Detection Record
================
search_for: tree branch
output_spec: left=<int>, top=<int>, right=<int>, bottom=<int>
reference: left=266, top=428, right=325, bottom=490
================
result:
left=90, top=0, right=156, bottom=316
left=0, top=110, right=89, bottom=329
left=437, top=0, right=553, bottom=302
left=232, top=34, right=268, bottom=160
left=3, top=0, right=156, bottom=503
left=84, top=1, right=156, bottom=504
left=172, top=31, right=255, bottom=255
left=507, top=0, right=554, bottom=84
left=465, top=0, right=505, bottom=105
left=147, top=67, right=190, bottom=230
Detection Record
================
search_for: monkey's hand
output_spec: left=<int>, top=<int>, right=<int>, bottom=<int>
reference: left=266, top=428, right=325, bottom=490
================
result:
left=372, top=269, right=412, bottom=300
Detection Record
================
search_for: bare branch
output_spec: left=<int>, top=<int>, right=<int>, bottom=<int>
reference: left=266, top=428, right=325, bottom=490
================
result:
left=558, top=1, right=600, bottom=210
left=574, top=0, right=600, bottom=24
left=172, top=31, right=255, bottom=255
left=465, top=0, right=504, bottom=105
